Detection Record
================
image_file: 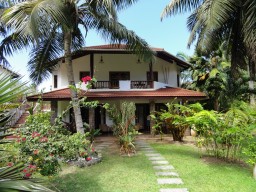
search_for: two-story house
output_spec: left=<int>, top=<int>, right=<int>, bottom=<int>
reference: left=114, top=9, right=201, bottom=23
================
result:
left=27, top=44, right=206, bottom=133
left=0, top=65, right=19, bottom=78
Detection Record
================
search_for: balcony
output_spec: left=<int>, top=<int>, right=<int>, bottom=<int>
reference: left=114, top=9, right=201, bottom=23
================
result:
left=93, top=80, right=153, bottom=89
left=79, top=80, right=168, bottom=91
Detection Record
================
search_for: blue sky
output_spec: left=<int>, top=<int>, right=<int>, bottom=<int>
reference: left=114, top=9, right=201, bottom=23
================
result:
left=6, top=0, right=194, bottom=89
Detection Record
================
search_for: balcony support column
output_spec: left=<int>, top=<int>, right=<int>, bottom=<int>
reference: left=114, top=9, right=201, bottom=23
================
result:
left=149, top=100, right=155, bottom=134
left=89, top=108, right=95, bottom=131
left=149, top=61, right=153, bottom=88
left=90, top=53, right=94, bottom=78
left=50, top=100, right=58, bottom=124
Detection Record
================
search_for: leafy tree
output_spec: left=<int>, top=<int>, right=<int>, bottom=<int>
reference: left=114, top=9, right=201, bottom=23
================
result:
left=1, top=0, right=154, bottom=133
left=162, top=0, right=256, bottom=77
left=179, top=44, right=255, bottom=111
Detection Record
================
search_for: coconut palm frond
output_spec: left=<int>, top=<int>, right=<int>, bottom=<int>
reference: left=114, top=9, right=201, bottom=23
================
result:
left=161, top=0, right=202, bottom=19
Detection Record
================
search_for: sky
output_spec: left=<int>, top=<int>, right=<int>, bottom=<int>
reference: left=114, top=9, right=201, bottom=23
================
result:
left=6, top=0, right=194, bottom=90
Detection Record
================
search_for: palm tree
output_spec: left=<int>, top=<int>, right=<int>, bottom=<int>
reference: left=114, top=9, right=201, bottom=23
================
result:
left=161, top=0, right=256, bottom=77
left=1, top=0, right=154, bottom=133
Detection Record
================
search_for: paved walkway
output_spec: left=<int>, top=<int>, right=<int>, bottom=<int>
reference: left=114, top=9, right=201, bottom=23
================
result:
left=135, top=140, right=189, bottom=192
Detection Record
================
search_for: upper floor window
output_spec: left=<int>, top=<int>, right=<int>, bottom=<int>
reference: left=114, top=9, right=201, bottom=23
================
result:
left=109, top=72, right=130, bottom=81
left=54, top=75, right=58, bottom=88
left=177, top=74, right=180, bottom=87
left=80, top=71, right=90, bottom=81
left=146, top=72, right=158, bottom=81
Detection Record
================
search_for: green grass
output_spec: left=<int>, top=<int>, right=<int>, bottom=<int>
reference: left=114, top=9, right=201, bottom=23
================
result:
left=151, top=142, right=256, bottom=192
left=49, top=150, right=159, bottom=192
left=49, top=142, right=256, bottom=192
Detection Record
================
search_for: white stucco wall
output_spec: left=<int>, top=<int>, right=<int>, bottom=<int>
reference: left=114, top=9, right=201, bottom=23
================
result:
left=52, top=53, right=181, bottom=89
left=58, top=101, right=70, bottom=122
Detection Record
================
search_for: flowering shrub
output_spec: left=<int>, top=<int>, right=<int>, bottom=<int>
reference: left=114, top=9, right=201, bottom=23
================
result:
left=14, top=113, right=89, bottom=178
left=81, top=76, right=92, bottom=83
left=16, top=112, right=64, bottom=176
left=22, top=164, right=37, bottom=179
left=15, top=112, right=95, bottom=176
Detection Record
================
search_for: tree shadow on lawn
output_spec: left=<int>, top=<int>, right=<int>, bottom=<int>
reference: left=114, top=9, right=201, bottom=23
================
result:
left=151, top=143, right=250, bottom=168
left=50, top=151, right=159, bottom=192
left=50, top=167, right=104, bottom=192
left=152, top=143, right=200, bottom=159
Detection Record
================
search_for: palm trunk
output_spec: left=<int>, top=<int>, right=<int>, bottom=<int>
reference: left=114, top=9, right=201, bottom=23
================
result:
left=248, top=59, right=255, bottom=105
left=64, top=31, right=84, bottom=134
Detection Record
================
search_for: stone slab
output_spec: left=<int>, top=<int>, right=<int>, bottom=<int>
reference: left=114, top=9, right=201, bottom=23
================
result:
left=155, top=172, right=179, bottom=177
left=142, top=150, right=155, bottom=153
left=149, top=157, right=165, bottom=161
left=153, top=165, right=174, bottom=170
left=157, top=178, right=183, bottom=185
left=96, top=146, right=108, bottom=148
left=145, top=153, right=162, bottom=157
left=151, top=161, right=169, bottom=165
left=159, top=188, right=189, bottom=192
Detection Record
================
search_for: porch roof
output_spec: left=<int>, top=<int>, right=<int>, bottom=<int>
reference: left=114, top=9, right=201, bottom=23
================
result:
left=27, top=87, right=207, bottom=101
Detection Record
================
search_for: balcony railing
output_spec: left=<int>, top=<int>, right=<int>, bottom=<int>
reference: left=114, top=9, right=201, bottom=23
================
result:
left=93, top=80, right=153, bottom=89
left=131, top=81, right=153, bottom=89
left=94, top=81, right=119, bottom=89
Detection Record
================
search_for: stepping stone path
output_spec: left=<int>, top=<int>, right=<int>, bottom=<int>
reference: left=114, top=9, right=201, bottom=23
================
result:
left=94, top=142, right=113, bottom=155
left=135, top=140, right=189, bottom=192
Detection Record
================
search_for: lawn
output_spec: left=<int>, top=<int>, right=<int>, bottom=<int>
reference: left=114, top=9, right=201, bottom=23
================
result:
left=49, top=140, right=256, bottom=192
left=49, top=144, right=160, bottom=192
left=151, top=142, right=256, bottom=192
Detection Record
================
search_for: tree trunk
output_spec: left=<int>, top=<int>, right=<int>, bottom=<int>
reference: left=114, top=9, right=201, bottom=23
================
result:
left=214, top=98, right=219, bottom=111
left=249, top=59, right=255, bottom=105
left=253, top=164, right=256, bottom=180
left=64, top=31, right=84, bottom=134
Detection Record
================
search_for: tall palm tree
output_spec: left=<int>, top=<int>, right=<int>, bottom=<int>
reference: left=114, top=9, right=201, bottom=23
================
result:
left=161, top=0, right=256, bottom=78
left=1, top=0, right=154, bottom=133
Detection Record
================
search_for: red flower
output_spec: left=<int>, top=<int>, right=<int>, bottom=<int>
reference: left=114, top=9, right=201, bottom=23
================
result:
left=86, top=157, right=92, bottom=161
left=33, top=149, right=39, bottom=155
left=23, top=169, right=27, bottom=173
left=32, top=132, right=40, bottom=138
left=81, top=76, right=92, bottom=83
left=92, top=148, right=95, bottom=152
left=28, top=164, right=36, bottom=169
left=40, top=137, right=48, bottom=142
left=21, top=137, right=26, bottom=142
left=25, top=173, right=31, bottom=178
left=7, top=162, right=14, bottom=167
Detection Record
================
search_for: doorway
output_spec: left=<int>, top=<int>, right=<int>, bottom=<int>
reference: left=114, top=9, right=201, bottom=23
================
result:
left=135, top=104, right=150, bottom=133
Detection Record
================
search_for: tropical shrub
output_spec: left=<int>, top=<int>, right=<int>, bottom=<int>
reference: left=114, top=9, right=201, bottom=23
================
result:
left=243, top=141, right=256, bottom=179
left=186, top=101, right=256, bottom=161
left=104, top=102, right=138, bottom=155
left=152, top=102, right=203, bottom=141
left=16, top=112, right=93, bottom=176
left=0, top=73, right=54, bottom=191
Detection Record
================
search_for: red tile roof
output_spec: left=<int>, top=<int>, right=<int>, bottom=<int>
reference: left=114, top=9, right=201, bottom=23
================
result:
left=84, top=44, right=164, bottom=52
left=27, top=87, right=207, bottom=101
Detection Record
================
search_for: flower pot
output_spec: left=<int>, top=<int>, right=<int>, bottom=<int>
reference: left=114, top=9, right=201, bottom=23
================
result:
left=191, top=129, right=197, bottom=137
